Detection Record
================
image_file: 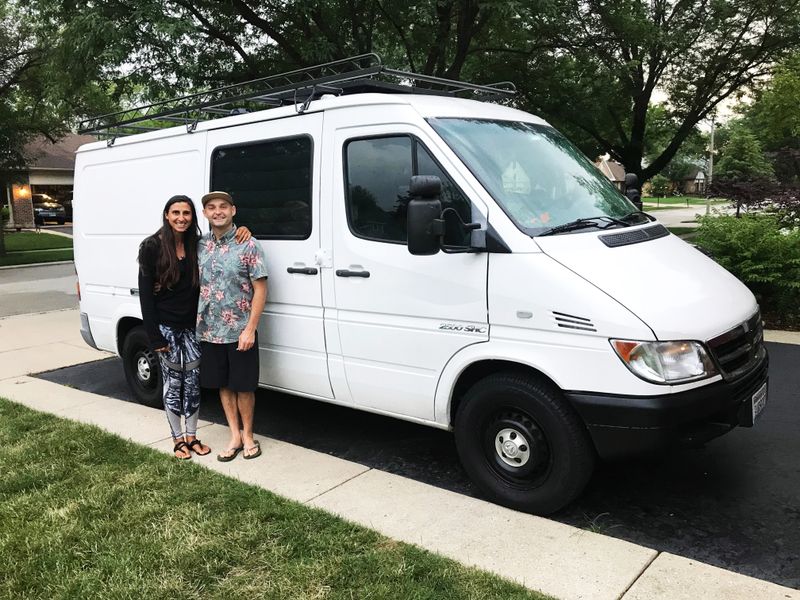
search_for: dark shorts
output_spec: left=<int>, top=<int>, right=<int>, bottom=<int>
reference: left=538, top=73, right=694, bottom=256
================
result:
left=200, top=335, right=259, bottom=392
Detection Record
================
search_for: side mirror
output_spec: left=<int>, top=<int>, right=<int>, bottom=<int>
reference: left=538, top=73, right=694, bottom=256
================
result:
left=624, top=172, right=643, bottom=211
left=407, top=176, right=443, bottom=256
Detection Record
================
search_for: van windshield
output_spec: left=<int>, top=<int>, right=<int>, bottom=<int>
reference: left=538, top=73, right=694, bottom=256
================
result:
left=428, top=118, right=641, bottom=236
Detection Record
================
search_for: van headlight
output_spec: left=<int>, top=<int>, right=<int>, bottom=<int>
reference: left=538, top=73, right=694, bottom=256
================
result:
left=610, top=339, right=718, bottom=384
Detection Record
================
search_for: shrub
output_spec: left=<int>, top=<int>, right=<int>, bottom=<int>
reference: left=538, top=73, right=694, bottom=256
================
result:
left=694, top=214, right=800, bottom=329
left=649, top=174, right=671, bottom=197
left=1, top=206, right=8, bottom=223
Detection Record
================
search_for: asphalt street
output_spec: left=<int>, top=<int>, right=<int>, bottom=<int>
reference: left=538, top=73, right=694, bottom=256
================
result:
left=38, top=342, right=800, bottom=589
left=0, top=263, right=76, bottom=317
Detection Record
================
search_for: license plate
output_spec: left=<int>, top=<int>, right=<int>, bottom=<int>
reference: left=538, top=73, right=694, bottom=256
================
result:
left=751, top=381, right=767, bottom=423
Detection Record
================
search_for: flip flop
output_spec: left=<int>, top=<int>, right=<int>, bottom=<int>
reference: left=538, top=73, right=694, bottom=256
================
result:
left=216, top=446, right=243, bottom=462
left=173, top=441, right=191, bottom=460
left=243, top=441, right=261, bottom=460
left=186, top=439, right=211, bottom=456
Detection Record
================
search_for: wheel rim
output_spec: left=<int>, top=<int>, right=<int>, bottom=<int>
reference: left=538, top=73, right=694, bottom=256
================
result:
left=484, top=409, right=551, bottom=486
left=495, top=427, right=531, bottom=467
left=133, top=350, right=157, bottom=389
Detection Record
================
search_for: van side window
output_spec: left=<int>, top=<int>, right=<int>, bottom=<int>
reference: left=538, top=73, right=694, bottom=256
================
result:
left=345, top=135, right=472, bottom=245
left=211, top=136, right=312, bottom=239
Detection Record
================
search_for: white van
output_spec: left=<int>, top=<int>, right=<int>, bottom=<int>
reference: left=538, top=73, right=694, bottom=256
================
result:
left=73, top=58, right=768, bottom=514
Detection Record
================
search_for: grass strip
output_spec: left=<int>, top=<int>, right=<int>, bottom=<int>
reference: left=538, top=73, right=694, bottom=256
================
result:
left=0, top=398, right=549, bottom=600
left=0, top=248, right=73, bottom=266
left=4, top=232, right=73, bottom=251
left=643, top=197, right=727, bottom=206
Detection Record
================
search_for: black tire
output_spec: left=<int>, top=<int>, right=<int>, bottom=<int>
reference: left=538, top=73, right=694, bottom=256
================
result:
left=454, top=372, right=595, bottom=515
left=56, top=218, right=65, bottom=225
left=121, top=326, right=163, bottom=407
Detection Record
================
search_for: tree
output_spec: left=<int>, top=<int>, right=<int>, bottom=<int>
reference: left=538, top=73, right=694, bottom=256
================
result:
left=482, top=0, right=800, bottom=182
left=42, top=0, right=508, bottom=94
left=716, top=127, right=774, bottom=181
left=741, top=52, right=800, bottom=183
left=0, top=0, right=113, bottom=254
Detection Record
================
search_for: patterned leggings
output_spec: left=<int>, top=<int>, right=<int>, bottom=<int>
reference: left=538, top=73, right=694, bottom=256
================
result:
left=158, top=325, right=201, bottom=439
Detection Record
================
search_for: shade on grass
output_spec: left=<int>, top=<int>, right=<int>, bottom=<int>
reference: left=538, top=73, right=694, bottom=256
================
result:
left=0, top=399, right=549, bottom=600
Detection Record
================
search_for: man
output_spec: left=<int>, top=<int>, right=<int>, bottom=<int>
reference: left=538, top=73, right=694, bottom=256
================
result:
left=197, top=191, right=268, bottom=461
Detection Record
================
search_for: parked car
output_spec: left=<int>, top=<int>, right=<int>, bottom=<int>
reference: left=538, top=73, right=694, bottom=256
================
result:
left=32, top=194, right=66, bottom=225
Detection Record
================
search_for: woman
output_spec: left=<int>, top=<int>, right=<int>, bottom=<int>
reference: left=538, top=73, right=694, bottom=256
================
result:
left=137, top=194, right=249, bottom=459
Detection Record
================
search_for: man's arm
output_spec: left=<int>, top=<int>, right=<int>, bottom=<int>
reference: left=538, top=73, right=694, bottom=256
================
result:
left=237, top=277, right=267, bottom=351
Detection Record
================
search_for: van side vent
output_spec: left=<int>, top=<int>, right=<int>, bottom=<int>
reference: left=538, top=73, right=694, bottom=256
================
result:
left=552, top=311, right=596, bottom=332
left=599, top=224, right=669, bottom=248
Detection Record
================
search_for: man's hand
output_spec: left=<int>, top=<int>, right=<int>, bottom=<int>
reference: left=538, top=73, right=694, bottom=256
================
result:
left=155, top=345, right=169, bottom=353
left=238, top=327, right=256, bottom=351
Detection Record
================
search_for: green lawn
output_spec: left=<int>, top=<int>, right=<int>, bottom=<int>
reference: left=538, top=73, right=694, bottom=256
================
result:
left=0, top=398, right=549, bottom=600
left=4, top=231, right=73, bottom=251
left=0, top=231, right=73, bottom=266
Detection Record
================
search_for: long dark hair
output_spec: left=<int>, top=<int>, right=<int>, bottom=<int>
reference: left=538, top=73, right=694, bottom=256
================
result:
left=155, top=195, right=201, bottom=289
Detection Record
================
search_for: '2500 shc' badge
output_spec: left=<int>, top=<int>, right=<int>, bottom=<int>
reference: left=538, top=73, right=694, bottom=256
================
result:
left=439, top=323, right=487, bottom=334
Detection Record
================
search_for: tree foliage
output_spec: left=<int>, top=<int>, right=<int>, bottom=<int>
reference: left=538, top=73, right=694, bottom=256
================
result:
left=30, top=1, right=800, bottom=187
left=739, top=52, right=800, bottom=183
left=483, top=0, right=800, bottom=182
left=715, top=127, right=774, bottom=181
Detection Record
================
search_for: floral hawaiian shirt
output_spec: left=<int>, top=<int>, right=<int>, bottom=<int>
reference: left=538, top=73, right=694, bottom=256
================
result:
left=196, top=225, right=269, bottom=343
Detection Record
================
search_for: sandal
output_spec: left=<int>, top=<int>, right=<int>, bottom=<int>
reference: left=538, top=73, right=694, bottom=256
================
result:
left=217, top=446, right=243, bottom=462
left=173, top=441, right=191, bottom=460
left=243, top=441, right=261, bottom=460
left=186, top=439, right=211, bottom=456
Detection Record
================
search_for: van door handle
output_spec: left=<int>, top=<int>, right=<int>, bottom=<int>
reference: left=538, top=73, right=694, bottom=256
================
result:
left=336, top=269, right=370, bottom=278
left=287, top=266, right=318, bottom=275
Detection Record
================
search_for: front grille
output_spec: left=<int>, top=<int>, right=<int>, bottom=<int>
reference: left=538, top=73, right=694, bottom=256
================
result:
left=707, top=312, right=765, bottom=380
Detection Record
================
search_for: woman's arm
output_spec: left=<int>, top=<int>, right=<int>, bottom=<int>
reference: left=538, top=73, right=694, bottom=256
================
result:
left=137, top=239, right=169, bottom=352
left=234, top=225, right=252, bottom=243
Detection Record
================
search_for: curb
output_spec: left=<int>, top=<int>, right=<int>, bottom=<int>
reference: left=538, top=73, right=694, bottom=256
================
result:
left=0, top=260, right=74, bottom=271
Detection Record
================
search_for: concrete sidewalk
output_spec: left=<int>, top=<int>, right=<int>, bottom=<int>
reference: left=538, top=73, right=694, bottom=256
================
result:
left=644, top=203, right=734, bottom=228
left=0, top=309, right=797, bottom=600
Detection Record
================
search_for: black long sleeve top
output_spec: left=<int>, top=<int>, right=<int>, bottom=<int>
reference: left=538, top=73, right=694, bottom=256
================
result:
left=137, top=236, right=200, bottom=350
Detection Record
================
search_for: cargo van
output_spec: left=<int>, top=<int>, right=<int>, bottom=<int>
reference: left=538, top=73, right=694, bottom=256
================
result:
left=74, top=55, right=768, bottom=514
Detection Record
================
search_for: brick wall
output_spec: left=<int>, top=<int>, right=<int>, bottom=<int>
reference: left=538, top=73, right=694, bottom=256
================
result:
left=12, top=197, right=34, bottom=228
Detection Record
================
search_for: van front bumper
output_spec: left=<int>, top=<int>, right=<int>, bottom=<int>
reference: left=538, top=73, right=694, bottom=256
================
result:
left=565, top=352, right=769, bottom=460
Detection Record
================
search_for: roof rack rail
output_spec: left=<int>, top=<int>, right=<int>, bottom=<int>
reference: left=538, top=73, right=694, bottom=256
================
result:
left=78, top=53, right=516, bottom=138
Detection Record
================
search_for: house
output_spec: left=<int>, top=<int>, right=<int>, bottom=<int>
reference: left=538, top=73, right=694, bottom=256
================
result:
left=594, top=157, right=626, bottom=191
left=678, top=167, right=706, bottom=195
left=4, top=133, right=95, bottom=227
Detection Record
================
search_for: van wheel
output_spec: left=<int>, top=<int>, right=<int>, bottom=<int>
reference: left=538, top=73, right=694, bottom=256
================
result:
left=454, top=372, right=595, bottom=515
left=121, top=326, right=162, bottom=407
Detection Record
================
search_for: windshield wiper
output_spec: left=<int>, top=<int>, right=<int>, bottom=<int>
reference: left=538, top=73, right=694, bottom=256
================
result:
left=620, top=210, right=656, bottom=224
left=538, top=215, right=628, bottom=237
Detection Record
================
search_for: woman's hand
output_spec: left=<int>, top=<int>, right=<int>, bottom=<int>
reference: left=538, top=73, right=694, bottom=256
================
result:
left=235, top=226, right=253, bottom=243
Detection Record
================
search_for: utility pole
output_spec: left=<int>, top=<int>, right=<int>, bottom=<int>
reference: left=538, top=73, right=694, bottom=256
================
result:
left=706, top=112, right=716, bottom=215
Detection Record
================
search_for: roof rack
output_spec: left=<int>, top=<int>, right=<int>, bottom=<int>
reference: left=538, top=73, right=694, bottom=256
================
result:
left=78, top=53, right=516, bottom=138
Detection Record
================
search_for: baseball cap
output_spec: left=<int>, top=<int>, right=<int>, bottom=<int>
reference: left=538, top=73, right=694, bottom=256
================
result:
left=201, top=190, right=234, bottom=207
